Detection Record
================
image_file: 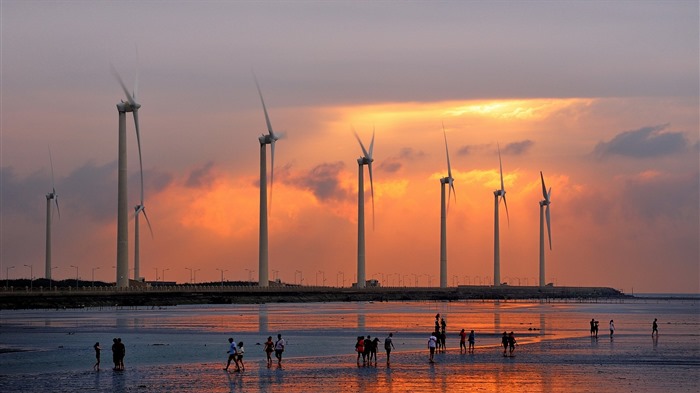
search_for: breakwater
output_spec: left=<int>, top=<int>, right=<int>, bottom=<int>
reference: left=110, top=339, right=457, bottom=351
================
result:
left=0, top=285, right=628, bottom=309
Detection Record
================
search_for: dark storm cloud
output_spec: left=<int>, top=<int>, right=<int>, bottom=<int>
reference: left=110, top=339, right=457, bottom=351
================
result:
left=622, top=171, right=700, bottom=222
left=593, top=124, right=688, bottom=158
left=502, top=140, right=534, bottom=155
left=185, top=162, right=216, bottom=188
left=288, top=162, right=351, bottom=202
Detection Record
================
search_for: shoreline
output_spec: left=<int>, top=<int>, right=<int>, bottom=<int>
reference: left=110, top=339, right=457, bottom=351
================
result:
left=0, top=285, right=632, bottom=309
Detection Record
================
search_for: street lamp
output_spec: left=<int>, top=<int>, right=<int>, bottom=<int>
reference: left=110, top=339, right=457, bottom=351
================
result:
left=24, top=264, right=33, bottom=290
left=153, top=267, right=159, bottom=282
left=411, top=273, right=418, bottom=287
left=162, top=268, right=170, bottom=283
left=216, top=268, right=228, bottom=288
left=92, top=267, right=101, bottom=287
left=70, top=265, right=79, bottom=288
left=194, top=269, right=201, bottom=284
left=245, top=269, right=255, bottom=283
left=185, top=267, right=194, bottom=284
left=272, top=270, right=279, bottom=282
left=337, top=271, right=345, bottom=287
left=5, top=266, right=15, bottom=288
left=295, top=270, right=303, bottom=285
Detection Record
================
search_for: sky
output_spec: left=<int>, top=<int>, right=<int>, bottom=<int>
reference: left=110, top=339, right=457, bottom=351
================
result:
left=1, top=1, right=698, bottom=293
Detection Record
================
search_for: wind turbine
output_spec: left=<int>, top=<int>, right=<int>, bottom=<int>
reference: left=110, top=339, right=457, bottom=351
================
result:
left=45, top=148, right=60, bottom=280
left=538, top=171, right=552, bottom=287
left=254, top=75, right=280, bottom=288
left=354, top=128, right=375, bottom=289
left=112, top=65, right=141, bottom=288
left=439, top=124, right=456, bottom=288
left=493, top=144, right=509, bottom=287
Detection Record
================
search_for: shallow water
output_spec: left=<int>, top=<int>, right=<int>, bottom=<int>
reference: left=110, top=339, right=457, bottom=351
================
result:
left=0, top=299, right=698, bottom=392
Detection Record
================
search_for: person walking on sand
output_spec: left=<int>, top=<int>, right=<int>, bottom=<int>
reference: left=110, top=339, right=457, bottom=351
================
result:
left=594, top=320, right=599, bottom=338
left=274, top=334, right=286, bottom=366
left=501, top=332, right=509, bottom=356
left=264, top=336, right=274, bottom=368
left=459, top=329, right=467, bottom=353
left=93, top=342, right=101, bottom=371
left=236, top=341, right=245, bottom=372
left=508, top=332, right=517, bottom=356
left=363, top=335, right=372, bottom=365
left=609, top=320, right=615, bottom=338
left=355, top=336, right=365, bottom=366
left=590, top=318, right=595, bottom=337
left=224, top=337, right=238, bottom=371
left=384, top=333, right=395, bottom=366
left=428, top=331, right=438, bottom=363
left=652, top=318, right=659, bottom=337
left=468, top=330, right=475, bottom=354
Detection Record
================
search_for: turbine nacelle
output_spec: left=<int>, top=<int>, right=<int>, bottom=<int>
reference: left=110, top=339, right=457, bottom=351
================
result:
left=357, top=156, right=374, bottom=166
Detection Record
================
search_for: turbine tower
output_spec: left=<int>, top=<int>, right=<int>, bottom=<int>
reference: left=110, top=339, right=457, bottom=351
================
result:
left=254, top=76, right=280, bottom=288
left=112, top=66, right=141, bottom=288
left=493, top=144, right=509, bottom=287
left=439, top=125, right=456, bottom=288
left=354, top=128, right=375, bottom=289
left=538, top=171, right=552, bottom=287
left=45, top=149, right=60, bottom=279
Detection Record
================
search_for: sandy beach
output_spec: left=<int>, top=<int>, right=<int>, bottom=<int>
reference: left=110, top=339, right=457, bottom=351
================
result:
left=1, top=300, right=698, bottom=392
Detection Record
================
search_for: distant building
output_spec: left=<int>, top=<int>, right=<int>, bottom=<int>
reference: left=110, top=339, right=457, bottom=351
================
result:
left=351, top=279, right=381, bottom=288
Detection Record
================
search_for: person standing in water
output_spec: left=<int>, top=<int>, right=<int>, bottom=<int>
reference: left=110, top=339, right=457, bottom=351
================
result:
left=468, top=330, right=475, bottom=354
left=93, top=342, right=101, bottom=371
left=384, top=333, right=395, bottom=366
left=508, top=332, right=516, bottom=356
left=428, top=331, right=438, bottom=363
left=501, top=332, right=509, bottom=356
left=652, top=318, right=659, bottom=337
left=459, top=329, right=467, bottom=353
left=609, top=320, right=615, bottom=338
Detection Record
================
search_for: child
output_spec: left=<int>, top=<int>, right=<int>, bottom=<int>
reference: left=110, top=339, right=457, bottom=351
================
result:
left=236, top=341, right=245, bottom=372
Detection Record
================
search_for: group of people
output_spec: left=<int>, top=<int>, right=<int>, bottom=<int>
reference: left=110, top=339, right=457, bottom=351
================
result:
left=501, top=332, right=517, bottom=357
left=459, top=328, right=475, bottom=354
left=590, top=318, right=659, bottom=339
left=355, top=333, right=395, bottom=366
left=111, top=338, right=126, bottom=370
left=226, top=334, right=285, bottom=372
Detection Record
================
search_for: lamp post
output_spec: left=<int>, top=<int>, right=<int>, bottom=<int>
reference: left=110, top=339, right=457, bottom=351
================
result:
left=6, top=266, right=15, bottom=288
left=193, top=269, right=201, bottom=284
left=295, top=270, right=302, bottom=285
left=153, top=267, right=159, bottom=282
left=216, top=268, right=228, bottom=288
left=24, top=264, right=33, bottom=290
left=92, top=267, right=101, bottom=287
left=70, top=265, right=79, bottom=288
left=245, top=268, right=255, bottom=283
left=272, top=270, right=279, bottom=282
left=337, top=271, right=345, bottom=287
left=185, top=267, right=194, bottom=284
left=411, top=273, right=418, bottom=287
left=162, top=268, right=170, bottom=283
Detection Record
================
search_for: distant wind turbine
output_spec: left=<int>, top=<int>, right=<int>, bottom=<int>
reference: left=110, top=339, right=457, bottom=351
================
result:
left=354, top=127, right=375, bottom=289
left=45, top=148, right=60, bottom=280
left=111, top=64, right=142, bottom=288
left=493, top=144, right=509, bottom=287
left=254, top=75, right=280, bottom=288
left=538, top=171, right=552, bottom=287
left=439, top=124, right=456, bottom=288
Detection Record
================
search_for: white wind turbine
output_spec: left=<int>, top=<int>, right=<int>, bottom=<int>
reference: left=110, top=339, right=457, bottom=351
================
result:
left=493, top=144, right=509, bottom=287
left=45, top=148, right=60, bottom=280
left=354, top=128, right=375, bottom=289
left=254, top=76, right=281, bottom=288
left=439, top=124, right=456, bottom=288
left=538, top=171, right=552, bottom=287
left=112, top=65, right=142, bottom=287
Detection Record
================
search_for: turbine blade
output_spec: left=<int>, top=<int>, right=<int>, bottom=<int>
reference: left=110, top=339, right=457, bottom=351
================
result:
left=54, top=195, right=61, bottom=219
left=443, top=123, right=452, bottom=179
left=545, top=204, right=552, bottom=250
left=353, top=127, right=370, bottom=158
left=498, top=143, right=505, bottom=193
left=48, top=146, right=56, bottom=190
left=110, top=64, right=136, bottom=106
left=503, top=194, right=510, bottom=226
left=368, top=162, right=375, bottom=231
left=253, top=74, right=275, bottom=137
left=133, top=110, right=145, bottom=204
left=540, top=171, right=548, bottom=200
left=368, top=127, right=375, bottom=158
left=133, top=44, right=140, bottom=100
left=142, top=208, right=154, bottom=238
left=548, top=187, right=552, bottom=201
left=450, top=181, right=456, bottom=204
left=269, top=139, right=275, bottom=213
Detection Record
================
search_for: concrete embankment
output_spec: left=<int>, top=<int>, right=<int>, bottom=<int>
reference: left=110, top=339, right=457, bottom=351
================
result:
left=0, top=285, right=628, bottom=309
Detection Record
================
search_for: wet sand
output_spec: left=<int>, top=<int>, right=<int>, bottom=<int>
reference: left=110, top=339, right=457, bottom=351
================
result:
left=1, top=300, right=698, bottom=392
